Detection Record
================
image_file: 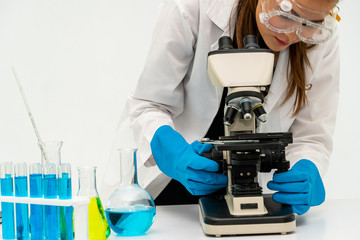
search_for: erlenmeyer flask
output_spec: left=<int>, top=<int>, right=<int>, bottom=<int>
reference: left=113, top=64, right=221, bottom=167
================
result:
left=77, top=167, right=110, bottom=240
left=105, top=148, right=156, bottom=236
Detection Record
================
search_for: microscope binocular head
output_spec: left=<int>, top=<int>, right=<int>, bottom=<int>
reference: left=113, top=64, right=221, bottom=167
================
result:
left=207, top=36, right=274, bottom=125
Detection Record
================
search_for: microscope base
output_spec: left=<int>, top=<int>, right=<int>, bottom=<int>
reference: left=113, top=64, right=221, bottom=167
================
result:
left=199, top=194, right=296, bottom=237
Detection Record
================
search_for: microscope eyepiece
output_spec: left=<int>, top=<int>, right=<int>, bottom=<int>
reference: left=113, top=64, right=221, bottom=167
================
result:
left=243, top=35, right=260, bottom=49
left=218, top=36, right=234, bottom=50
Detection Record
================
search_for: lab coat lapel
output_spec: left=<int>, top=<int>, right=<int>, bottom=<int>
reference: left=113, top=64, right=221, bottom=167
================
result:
left=264, top=48, right=289, bottom=114
left=207, top=0, right=238, bottom=51
left=207, top=0, right=238, bottom=103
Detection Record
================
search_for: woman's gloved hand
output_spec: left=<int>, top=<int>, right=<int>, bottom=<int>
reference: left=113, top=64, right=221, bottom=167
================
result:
left=150, top=125, right=228, bottom=196
left=267, top=159, right=326, bottom=215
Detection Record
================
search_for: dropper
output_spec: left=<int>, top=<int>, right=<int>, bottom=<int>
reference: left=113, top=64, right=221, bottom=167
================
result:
left=11, top=66, right=48, bottom=164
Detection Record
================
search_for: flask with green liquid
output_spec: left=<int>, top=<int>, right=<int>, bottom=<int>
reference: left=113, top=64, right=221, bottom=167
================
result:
left=77, top=166, right=110, bottom=239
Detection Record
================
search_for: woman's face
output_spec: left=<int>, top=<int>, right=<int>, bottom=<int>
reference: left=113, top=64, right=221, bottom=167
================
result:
left=255, top=0, right=337, bottom=52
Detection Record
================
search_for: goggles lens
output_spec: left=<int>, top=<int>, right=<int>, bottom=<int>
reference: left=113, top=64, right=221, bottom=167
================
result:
left=260, top=0, right=340, bottom=44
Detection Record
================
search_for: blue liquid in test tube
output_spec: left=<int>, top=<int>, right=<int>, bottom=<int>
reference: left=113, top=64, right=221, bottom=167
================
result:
left=1, top=162, right=16, bottom=239
left=29, top=162, right=43, bottom=240
left=59, top=163, right=73, bottom=240
left=15, top=162, right=30, bottom=240
left=43, top=163, right=59, bottom=239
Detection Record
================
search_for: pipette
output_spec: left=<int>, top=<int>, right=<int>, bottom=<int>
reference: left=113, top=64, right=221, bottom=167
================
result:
left=11, top=66, right=48, bottom=164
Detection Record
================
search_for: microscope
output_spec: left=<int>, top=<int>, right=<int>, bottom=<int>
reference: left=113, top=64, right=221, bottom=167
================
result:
left=198, top=35, right=296, bottom=236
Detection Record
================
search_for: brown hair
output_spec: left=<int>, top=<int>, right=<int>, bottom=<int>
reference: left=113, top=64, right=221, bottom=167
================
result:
left=234, top=0, right=311, bottom=115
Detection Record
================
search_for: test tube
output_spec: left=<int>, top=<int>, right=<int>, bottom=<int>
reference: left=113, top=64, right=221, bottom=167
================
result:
left=29, top=163, right=43, bottom=239
left=43, top=163, right=59, bottom=239
left=59, top=163, right=74, bottom=240
left=0, top=162, right=16, bottom=239
left=14, top=162, right=30, bottom=239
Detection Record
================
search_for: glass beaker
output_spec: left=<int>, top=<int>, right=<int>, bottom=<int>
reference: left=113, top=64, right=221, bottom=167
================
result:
left=105, top=148, right=156, bottom=236
left=77, top=166, right=110, bottom=240
left=39, top=141, right=63, bottom=166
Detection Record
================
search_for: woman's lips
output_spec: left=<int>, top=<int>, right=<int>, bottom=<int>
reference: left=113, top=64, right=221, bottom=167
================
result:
left=275, top=37, right=289, bottom=46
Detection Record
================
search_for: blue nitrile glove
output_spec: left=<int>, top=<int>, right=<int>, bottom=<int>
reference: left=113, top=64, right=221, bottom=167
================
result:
left=150, top=125, right=228, bottom=196
left=267, top=159, right=325, bottom=215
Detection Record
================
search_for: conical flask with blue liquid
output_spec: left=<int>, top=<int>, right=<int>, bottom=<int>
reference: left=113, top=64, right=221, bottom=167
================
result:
left=105, top=148, right=156, bottom=236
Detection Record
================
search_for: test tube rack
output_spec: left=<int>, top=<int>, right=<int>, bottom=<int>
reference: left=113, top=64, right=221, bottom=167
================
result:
left=0, top=196, right=90, bottom=240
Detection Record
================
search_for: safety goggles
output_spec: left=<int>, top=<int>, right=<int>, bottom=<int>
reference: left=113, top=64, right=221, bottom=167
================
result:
left=259, top=0, right=341, bottom=44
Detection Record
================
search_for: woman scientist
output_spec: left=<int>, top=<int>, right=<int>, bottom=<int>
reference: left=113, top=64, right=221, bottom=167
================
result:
left=127, top=0, right=340, bottom=215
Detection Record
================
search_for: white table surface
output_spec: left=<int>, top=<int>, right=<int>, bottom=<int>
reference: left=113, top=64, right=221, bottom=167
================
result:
left=108, top=199, right=360, bottom=240
left=1, top=199, right=359, bottom=239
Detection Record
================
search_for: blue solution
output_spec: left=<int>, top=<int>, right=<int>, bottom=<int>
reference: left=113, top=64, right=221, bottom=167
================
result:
left=29, top=173, right=43, bottom=239
left=105, top=206, right=156, bottom=236
left=1, top=174, right=16, bottom=239
left=59, top=173, right=73, bottom=240
left=43, top=174, right=59, bottom=239
left=15, top=176, right=30, bottom=239
left=58, top=173, right=71, bottom=198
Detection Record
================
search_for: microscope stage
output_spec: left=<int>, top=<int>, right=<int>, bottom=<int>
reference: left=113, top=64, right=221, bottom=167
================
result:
left=199, top=194, right=296, bottom=237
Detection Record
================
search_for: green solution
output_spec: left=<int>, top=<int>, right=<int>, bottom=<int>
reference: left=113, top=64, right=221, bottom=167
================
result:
left=88, top=197, right=110, bottom=239
left=77, top=166, right=110, bottom=240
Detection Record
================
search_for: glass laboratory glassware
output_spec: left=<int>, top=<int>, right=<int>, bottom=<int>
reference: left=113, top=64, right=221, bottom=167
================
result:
left=15, top=162, right=30, bottom=239
left=59, top=163, right=74, bottom=240
left=40, top=141, right=62, bottom=239
left=43, top=163, right=59, bottom=239
left=77, top=166, right=110, bottom=240
left=39, top=141, right=63, bottom=166
left=105, top=148, right=156, bottom=236
left=29, top=163, right=43, bottom=239
left=0, top=162, right=15, bottom=239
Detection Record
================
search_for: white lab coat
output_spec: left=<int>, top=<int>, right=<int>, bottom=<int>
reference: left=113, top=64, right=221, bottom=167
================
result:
left=123, top=0, right=339, bottom=199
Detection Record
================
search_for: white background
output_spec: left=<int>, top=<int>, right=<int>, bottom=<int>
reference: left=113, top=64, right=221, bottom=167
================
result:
left=0, top=0, right=358, bottom=202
